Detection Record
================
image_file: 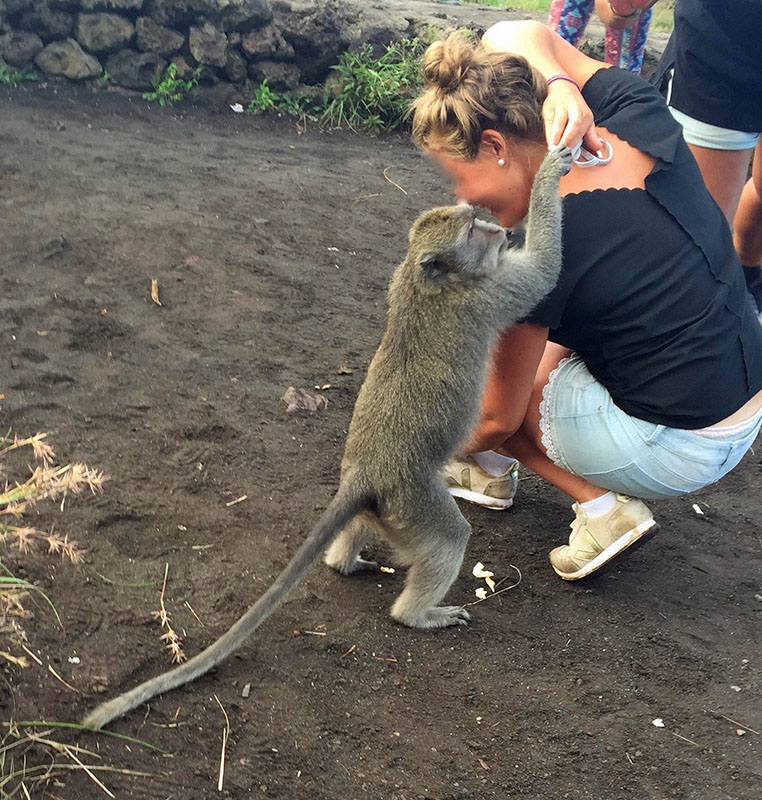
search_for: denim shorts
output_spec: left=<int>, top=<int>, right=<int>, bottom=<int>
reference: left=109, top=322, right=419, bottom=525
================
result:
left=538, top=355, right=762, bottom=500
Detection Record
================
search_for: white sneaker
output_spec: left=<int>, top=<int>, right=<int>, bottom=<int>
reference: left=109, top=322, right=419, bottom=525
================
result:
left=442, top=456, right=518, bottom=510
left=549, top=494, right=658, bottom=580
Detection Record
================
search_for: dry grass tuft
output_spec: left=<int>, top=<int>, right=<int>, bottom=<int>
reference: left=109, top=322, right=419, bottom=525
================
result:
left=0, top=431, right=109, bottom=667
left=1, top=721, right=160, bottom=797
left=152, top=563, right=186, bottom=664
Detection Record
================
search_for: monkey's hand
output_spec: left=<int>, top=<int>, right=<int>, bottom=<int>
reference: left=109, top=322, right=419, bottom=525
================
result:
left=493, top=144, right=571, bottom=323
left=544, top=144, right=574, bottom=177
left=523, top=143, right=572, bottom=253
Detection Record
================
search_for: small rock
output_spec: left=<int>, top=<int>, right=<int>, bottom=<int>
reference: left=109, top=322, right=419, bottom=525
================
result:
left=135, top=16, right=183, bottom=57
left=168, top=54, right=194, bottom=80
left=105, top=48, right=165, bottom=90
left=19, top=2, right=73, bottom=42
left=224, top=46, right=247, bottom=84
left=188, top=21, right=227, bottom=68
left=76, top=12, right=134, bottom=54
left=80, top=0, right=142, bottom=11
left=35, top=37, right=101, bottom=79
left=1, top=31, right=43, bottom=66
left=248, top=59, right=299, bottom=92
left=241, top=24, right=293, bottom=62
left=281, top=386, right=328, bottom=415
left=242, top=682, right=251, bottom=698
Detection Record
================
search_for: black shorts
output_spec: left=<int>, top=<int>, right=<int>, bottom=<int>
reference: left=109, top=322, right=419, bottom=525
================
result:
left=653, top=0, right=762, bottom=133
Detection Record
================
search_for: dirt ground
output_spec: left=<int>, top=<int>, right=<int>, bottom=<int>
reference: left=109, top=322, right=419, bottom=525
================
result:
left=1, top=75, right=761, bottom=800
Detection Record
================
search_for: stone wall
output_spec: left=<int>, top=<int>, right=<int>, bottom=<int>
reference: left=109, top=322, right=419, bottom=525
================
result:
left=0, top=0, right=443, bottom=92
left=0, top=0, right=665, bottom=95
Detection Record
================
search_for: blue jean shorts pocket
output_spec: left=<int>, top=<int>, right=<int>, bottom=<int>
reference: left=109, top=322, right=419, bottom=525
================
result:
left=574, top=416, right=746, bottom=498
left=541, top=353, right=762, bottom=500
left=583, top=460, right=698, bottom=499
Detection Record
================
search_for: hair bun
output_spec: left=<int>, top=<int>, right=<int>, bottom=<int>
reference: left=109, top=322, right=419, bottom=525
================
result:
left=422, top=33, right=475, bottom=94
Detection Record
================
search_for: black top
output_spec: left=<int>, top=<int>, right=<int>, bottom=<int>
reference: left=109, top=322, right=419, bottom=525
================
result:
left=653, top=0, right=762, bottom=132
left=526, top=67, right=762, bottom=429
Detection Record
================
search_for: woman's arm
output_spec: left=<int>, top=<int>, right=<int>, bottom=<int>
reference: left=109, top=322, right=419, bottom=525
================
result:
left=481, top=20, right=604, bottom=152
left=466, top=321, right=549, bottom=454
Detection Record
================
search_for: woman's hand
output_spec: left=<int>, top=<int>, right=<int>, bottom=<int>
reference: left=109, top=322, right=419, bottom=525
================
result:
left=595, top=0, right=659, bottom=30
left=481, top=20, right=604, bottom=152
left=544, top=80, right=602, bottom=153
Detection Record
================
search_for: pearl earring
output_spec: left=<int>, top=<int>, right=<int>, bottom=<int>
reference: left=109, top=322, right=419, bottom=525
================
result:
left=497, top=158, right=505, bottom=166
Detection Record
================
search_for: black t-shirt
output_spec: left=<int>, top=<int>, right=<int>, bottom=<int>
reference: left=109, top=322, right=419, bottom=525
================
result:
left=526, top=67, right=762, bottom=429
left=654, top=0, right=762, bottom=132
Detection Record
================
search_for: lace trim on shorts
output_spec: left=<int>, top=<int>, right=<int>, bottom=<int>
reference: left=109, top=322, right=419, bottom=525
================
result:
left=538, top=355, right=576, bottom=471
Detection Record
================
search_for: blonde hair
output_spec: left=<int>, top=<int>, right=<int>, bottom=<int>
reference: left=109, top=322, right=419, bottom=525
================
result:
left=410, top=31, right=548, bottom=159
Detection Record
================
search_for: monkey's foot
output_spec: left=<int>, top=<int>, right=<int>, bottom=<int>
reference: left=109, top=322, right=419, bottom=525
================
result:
left=394, top=605, right=471, bottom=629
left=324, top=553, right=379, bottom=575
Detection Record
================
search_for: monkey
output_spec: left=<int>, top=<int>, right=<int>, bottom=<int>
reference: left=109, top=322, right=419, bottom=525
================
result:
left=82, top=144, right=572, bottom=730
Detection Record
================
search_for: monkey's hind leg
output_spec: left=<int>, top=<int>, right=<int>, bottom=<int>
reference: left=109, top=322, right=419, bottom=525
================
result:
left=324, top=514, right=379, bottom=575
left=387, top=487, right=471, bottom=629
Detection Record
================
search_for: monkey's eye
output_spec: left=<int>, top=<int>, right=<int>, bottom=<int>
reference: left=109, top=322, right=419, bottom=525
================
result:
left=467, top=221, right=474, bottom=238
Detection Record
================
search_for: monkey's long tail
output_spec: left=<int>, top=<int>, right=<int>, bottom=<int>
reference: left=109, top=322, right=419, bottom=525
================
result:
left=82, top=485, right=371, bottom=730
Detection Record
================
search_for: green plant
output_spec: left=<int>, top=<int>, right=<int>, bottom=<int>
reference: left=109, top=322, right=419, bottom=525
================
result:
left=320, top=37, right=428, bottom=132
left=0, top=63, right=37, bottom=87
left=247, top=79, right=317, bottom=118
left=247, top=77, right=279, bottom=113
left=142, top=63, right=201, bottom=107
left=276, top=89, right=315, bottom=116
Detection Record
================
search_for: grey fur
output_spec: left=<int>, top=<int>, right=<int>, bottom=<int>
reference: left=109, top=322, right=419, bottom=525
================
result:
left=82, top=145, right=571, bottom=730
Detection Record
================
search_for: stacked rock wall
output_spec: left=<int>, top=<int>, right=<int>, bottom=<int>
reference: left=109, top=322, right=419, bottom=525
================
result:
left=0, top=0, right=425, bottom=92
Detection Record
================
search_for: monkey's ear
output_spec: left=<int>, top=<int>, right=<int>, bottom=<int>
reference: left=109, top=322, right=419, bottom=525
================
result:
left=420, top=253, right=446, bottom=280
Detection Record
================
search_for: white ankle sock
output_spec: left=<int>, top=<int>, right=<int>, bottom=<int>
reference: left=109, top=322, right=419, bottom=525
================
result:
left=472, top=450, right=518, bottom=477
left=580, top=491, right=617, bottom=517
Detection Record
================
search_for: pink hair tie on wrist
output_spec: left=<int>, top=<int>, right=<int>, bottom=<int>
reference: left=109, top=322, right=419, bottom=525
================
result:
left=547, top=74, right=581, bottom=91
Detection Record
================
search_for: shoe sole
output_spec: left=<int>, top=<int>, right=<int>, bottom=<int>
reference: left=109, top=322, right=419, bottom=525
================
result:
left=447, top=486, right=514, bottom=510
left=552, top=519, right=659, bottom=581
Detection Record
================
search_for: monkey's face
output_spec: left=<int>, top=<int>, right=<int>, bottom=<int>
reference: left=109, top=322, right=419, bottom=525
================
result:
left=409, top=204, right=508, bottom=285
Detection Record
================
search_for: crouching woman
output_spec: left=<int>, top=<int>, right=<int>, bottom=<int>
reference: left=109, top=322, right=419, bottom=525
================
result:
left=409, top=22, right=762, bottom=580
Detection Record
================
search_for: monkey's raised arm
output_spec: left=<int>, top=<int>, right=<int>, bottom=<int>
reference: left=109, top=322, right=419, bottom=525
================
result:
left=494, top=145, right=572, bottom=323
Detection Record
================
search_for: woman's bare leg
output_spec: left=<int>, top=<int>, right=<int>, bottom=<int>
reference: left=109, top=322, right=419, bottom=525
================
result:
left=496, top=343, right=610, bottom=503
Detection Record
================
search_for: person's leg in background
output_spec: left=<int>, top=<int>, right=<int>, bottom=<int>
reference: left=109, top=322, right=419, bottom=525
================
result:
left=686, top=144, right=754, bottom=226
left=604, top=6, right=652, bottom=73
left=548, top=0, right=596, bottom=46
left=667, top=100, right=761, bottom=319
left=733, top=140, right=762, bottom=320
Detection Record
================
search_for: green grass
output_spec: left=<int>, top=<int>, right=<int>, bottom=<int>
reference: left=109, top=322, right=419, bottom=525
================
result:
left=461, top=0, right=549, bottom=10
left=461, top=0, right=674, bottom=32
left=248, top=37, right=429, bottom=133
left=0, top=63, right=36, bottom=87
left=247, top=79, right=316, bottom=118
left=649, top=1, right=675, bottom=33
left=320, top=38, right=428, bottom=132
